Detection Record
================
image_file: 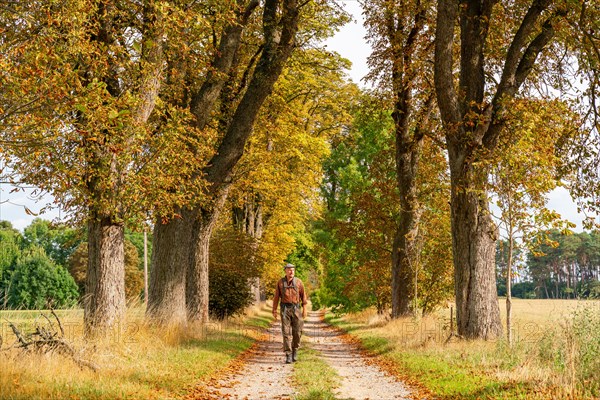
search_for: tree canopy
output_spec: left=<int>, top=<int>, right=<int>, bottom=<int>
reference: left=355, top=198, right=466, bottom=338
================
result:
left=1, top=0, right=600, bottom=341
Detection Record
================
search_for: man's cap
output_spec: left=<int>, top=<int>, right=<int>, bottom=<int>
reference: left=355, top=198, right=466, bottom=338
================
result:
left=284, top=263, right=295, bottom=269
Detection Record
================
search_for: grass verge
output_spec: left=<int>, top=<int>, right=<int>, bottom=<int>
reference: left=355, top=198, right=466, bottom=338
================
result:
left=0, top=305, right=273, bottom=400
left=325, top=299, right=600, bottom=400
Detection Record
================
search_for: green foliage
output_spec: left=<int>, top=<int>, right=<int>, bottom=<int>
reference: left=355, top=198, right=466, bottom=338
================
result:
left=316, top=95, right=396, bottom=313
left=22, top=218, right=84, bottom=268
left=570, top=305, right=600, bottom=395
left=526, top=230, right=600, bottom=299
left=511, top=282, right=537, bottom=299
left=316, top=93, right=453, bottom=315
left=536, top=304, right=600, bottom=397
left=0, top=222, right=23, bottom=307
left=7, top=248, right=78, bottom=309
left=285, top=228, right=321, bottom=298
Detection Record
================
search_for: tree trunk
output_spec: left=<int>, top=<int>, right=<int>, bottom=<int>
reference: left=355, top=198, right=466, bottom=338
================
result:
left=149, top=0, right=299, bottom=326
left=391, top=211, right=420, bottom=317
left=449, top=160, right=502, bottom=340
left=435, top=0, right=559, bottom=340
left=146, top=207, right=193, bottom=326
left=384, top=2, right=429, bottom=319
left=391, top=105, right=423, bottom=318
left=233, top=193, right=265, bottom=304
left=84, top=217, right=126, bottom=337
left=186, top=203, right=224, bottom=323
left=555, top=263, right=559, bottom=298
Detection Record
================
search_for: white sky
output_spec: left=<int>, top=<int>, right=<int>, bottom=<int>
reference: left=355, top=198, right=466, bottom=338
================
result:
left=0, top=1, right=594, bottom=231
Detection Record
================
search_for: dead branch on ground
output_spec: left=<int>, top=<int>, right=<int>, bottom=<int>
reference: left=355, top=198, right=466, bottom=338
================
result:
left=2, top=309, right=98, bottom=372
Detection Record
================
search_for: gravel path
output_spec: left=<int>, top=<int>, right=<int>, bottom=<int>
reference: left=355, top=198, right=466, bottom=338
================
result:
left=304, top=311, right=412, bottom=400
left=202, top=320, right=298, bottom=399
left=199, top=311, right=414, bottom=400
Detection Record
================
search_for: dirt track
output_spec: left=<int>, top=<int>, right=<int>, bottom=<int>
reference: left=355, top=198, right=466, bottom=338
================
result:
left=200, top=311, right=413, bottom=400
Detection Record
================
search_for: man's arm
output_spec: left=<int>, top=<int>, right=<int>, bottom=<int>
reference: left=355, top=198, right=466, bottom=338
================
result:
left=300, top=281, right=308, bottom=318
left=272, top=281, right=280, bottom=320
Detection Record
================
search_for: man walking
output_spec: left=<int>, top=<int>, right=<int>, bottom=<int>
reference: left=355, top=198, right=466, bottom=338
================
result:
left=272, top=263, right=308, bottom=364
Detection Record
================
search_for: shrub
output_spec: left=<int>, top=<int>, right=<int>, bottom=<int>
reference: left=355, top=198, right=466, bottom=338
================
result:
left=0, top=226, right=22, bottom=307
left=7, top=248, right=79, bottom=309
left=209, top=228, right=261, bottom=319
left=209, top=266, right=254, bottom=320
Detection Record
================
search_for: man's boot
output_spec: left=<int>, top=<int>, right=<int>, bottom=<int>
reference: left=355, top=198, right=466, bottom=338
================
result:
left=292, top=349, right=298, bottom=362
left=285, top=353, right=292, bottom=364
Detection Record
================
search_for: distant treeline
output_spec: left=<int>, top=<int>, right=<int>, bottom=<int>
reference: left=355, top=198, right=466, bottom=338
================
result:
left=496, top=230, right=600, bottom=299
left=0, top=218, right=271, bottom=318
left=0, top=219, right=147, bottom=309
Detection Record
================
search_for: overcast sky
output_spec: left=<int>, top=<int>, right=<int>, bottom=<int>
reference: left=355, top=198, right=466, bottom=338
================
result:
left=0, top=1, right=593, bottom=231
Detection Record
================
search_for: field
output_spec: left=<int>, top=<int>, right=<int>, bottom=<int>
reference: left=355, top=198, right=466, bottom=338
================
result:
left=0, top=299, right=598, bottom=399
left=0, top=305, right=272, bottom=400
left=326, top=299, right=600, bottom=399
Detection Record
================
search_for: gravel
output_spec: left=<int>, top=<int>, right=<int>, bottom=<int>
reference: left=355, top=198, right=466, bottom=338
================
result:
left=201, top=311, right=413, bottom=400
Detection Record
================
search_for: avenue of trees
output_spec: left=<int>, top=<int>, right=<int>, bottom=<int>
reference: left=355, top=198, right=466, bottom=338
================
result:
left=2, top=0, right=600, bottom=340
left=1, top=0, right=353, bottom=335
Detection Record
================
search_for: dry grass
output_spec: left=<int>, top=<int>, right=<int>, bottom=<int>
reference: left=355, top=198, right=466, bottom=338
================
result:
left=0, top=305, right=271, bottom=400
left=328, top=299, right=600, bottom=399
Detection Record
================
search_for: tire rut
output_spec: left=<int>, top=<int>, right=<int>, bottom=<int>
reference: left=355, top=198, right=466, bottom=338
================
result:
left=303, top=311, right=412, bottom=400
left=201, top=321, right=298, bottom=399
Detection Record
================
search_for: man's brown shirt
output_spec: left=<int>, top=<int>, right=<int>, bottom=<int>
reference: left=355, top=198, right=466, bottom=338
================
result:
left=272, top=277, right=308, bottom=310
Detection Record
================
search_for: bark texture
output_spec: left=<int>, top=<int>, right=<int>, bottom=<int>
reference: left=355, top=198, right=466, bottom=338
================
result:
left=147, top=208, right=193, bottom=325
left=385, top=3, right=430, bottom=318
left=84, top=218, right=126, bottom=337
left=448, top=165, right=502, bottom=339
left=434, top=0, right=562, bottom=339
left=185, top=194, right=229, bottom=323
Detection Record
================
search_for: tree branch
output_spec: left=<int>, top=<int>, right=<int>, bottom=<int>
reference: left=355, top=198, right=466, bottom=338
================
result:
left=189, top=0, right=260, bottom=130
left=483, top=5, right=565, bottom=150
left=434, top=0, right=461, bottom=132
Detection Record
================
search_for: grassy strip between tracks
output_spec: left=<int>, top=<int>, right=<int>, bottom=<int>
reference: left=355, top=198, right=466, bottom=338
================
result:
left=292, top=346, right=340, bottom=400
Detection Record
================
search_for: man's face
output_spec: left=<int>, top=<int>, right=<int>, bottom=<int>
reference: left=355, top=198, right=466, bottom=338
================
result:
left=285, top=267, right=295, bottom=279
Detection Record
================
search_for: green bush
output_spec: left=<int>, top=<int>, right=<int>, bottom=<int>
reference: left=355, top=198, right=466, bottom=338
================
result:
left=537, top=304, right=600, bottom=397
left=209, top=265, right=254, bottom=319
left=7, top=248, right=79, bottom=309
left=0, top=225, right=23, bottom=307
left=208, top=228, right=260, bottom=319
